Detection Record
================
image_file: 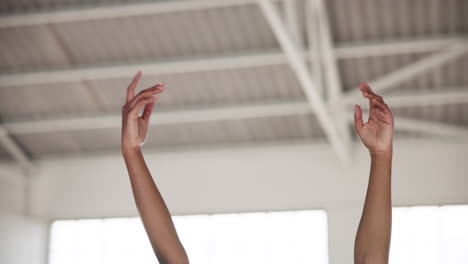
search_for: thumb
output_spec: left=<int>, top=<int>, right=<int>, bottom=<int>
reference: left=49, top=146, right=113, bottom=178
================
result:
left=354, top=104, right=364, bottom=134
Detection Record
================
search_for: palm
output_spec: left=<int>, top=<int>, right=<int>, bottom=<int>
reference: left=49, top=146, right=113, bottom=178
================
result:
left=357, top=111, right=393, bottom=152
left=137, top=117, right=149, bottom=145
left=354, top=82, right=394, bottom=154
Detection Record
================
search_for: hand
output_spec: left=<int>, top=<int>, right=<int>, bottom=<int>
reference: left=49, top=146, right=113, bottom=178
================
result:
left=121, top=71, right=165, bottom=153
left=354, top=82, right=394, bottom=155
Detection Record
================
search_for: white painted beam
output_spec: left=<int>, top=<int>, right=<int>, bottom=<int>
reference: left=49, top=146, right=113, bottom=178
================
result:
left=0, top=37, right=462, bottom=87
left=346, top=111, right=468, bottom=139
left=334, top=36, right=464, bottom=59
left=355, top=88, right=468, bottom=108
left=343, top=44, right=468, bottom=102
left=311, top=0, right=352, bottom=156
left=5, top=94, right=468, bottom=138
left=394, top=117, right=468, bottom=139
left=4, top=101, right=311, bottom=134
left=284, top=0, right=303, bottom=49
left=0, top=127, right=34, bottom=173
left=305, top=0, right=323, bottom=97
left=0, top=51, right=286, bottom=87
left=313, top=0, right=342, bottom=104
left=258, top=0, right=349, bottom=162
left=0, top=0, right=260, bottom=28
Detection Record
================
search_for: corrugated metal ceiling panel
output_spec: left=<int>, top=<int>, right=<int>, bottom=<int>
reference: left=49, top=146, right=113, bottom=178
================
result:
left=43, top=4, right=277, bottom=67
left=0, top=25, right=70, bottom=71
left=0, top=0, right=466, bottom=160
left=0, top=81, right=102, bottom=120
left=0, top=144, right=12, bottom=161
left=13, top=113, right=326, bottom=157
left=327, top=0, right=467, bottom=43
left=0, top=64, right=305, bottom=120
left=90, top=63, right=305, bottom=112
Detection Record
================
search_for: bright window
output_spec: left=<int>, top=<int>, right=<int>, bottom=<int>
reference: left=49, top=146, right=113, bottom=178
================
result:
left=390, top=205, right=468, bottom=264
left=49, top=210, right=328, bottom=264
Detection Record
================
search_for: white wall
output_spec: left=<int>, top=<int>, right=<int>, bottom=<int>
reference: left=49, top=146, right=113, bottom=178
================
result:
left=21, top=139, right=468, bottom=264
left=29, top=139, right=468, bottom=219
left=0, top=167, right=49, bottom=264
left=0, top=212, right=49, bottom=264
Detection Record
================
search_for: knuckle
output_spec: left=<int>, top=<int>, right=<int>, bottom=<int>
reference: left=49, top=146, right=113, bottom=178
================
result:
left=140, top=89, right=153, bottom=96
left=127, top=106, right=136, bottom=113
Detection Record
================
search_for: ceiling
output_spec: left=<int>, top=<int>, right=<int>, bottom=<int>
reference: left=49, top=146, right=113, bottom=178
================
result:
left=0, top=0, right=467, bottom=167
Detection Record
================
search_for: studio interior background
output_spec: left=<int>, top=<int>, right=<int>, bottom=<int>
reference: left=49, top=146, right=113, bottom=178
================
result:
left=0, top=0, right=467, bottom=263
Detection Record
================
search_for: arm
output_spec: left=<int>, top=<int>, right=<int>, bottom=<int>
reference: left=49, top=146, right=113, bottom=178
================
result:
left=353, top=82, right=394, bottom=264
left=121, top=71, right=189, bottom=264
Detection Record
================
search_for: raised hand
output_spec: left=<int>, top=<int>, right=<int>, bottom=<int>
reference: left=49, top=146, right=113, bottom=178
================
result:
left=354, top=82, right=394, bottom=155
left=121, top=71, right=165, bottom=153
left=120, top=72, right=188, bottom=263
left=354, top=82, right=394, bottom=264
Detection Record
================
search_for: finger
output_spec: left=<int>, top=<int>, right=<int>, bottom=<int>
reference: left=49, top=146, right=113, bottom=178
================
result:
left=127, top=83, right=164, bottom=109
left=127, top=97, right=158, bottom=118
left=122, top=95, right=157, bottom=115
left=370, top=98, right=390, bottom=114
left=141, top=101, right=155, bottom=121
left=126, top=71, right=142, bottom=103
left=354, top=104, right=364, bottom=133
left=362, top=92, right=382, bottom=100
left=122, top=93, right=157, bottom=113
left=359, top=82, right=375, bottom=95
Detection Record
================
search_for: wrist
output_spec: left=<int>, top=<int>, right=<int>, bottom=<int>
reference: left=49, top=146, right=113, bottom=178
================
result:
left=369, top=149, right=393, bottom=160
left=121, top=145, right=142, bottom=157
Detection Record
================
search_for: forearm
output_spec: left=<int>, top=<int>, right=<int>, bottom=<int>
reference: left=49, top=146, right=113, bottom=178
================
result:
left=123, top=149, right=188, bottom=264
left=355, top=151, right=392, bottom=263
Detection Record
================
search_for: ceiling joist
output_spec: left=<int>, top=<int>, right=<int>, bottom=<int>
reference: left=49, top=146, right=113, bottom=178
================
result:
left=5, top=94, right=468, bottom=139
left=345, top=112, right=468, bottom=140
left=0, top=36, right=462, bottom=88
